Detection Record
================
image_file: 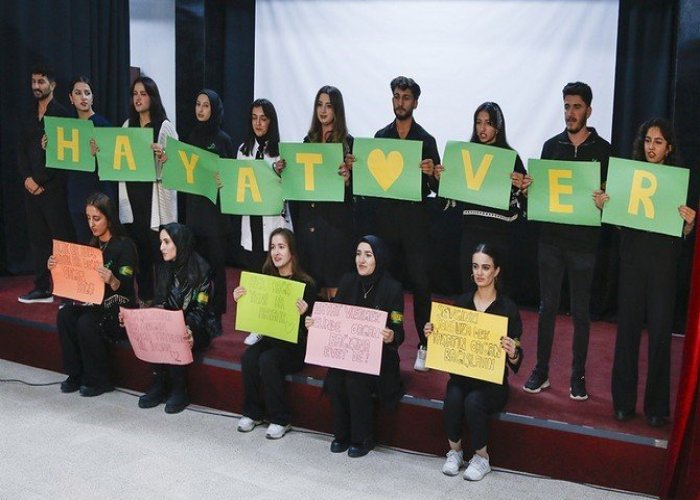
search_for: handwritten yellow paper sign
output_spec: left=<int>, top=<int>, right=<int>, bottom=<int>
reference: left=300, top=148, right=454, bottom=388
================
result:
left=426, top=302, right=507, bottom=384
left=50, top=240, right=105, bottom=304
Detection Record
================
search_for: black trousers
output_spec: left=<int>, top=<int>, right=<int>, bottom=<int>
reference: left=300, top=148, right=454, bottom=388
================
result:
left=443, top=375, right=508, bottom=451
left=192, top=226, right=227, bottom=316
left=375, top=201, right=430, bottom=347
left=325, top=368, right=377, bottom=445
left=57, top=304, right=111, bottom=388
left=535, top=241, right=596, bottom=378
left=125, top=182, right=158, bottom=302
left=241, top=339, right=305, bottom=425
left=24, top=188, right=74, bottom=292
left=612, top=230, right=679, bottom=417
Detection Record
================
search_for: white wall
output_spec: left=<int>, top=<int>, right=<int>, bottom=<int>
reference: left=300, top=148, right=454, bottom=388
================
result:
left=254, top=0, right=619, bottom=164
left=129, top=0, right=177, bottom=125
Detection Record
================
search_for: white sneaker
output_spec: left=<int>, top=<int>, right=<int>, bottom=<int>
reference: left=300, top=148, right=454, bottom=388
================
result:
left=244, top=333, right=263, bottom=346
left=265, top=423, right=291, bottom=439
left=441, top=449, right=464, bottom=476
left=464, top=454, right=491, bottom=481
left=237, top=416, right=262, bottom=432
left=414, top=346, right=429, bottom=372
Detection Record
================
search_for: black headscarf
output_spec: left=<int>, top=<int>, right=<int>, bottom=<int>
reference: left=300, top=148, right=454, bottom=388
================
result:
left=357, top=235, right=389, bottom=289
left=155, top=222, right=209, bottom=304
left=188, top=89, right=224, bottom=149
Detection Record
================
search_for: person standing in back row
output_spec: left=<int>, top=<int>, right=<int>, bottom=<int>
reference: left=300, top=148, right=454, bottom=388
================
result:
left=523, top=82, right=610, bottom=401
left=373, top=76, right=440, bottom=372
left=18, top=64, right=74, bottom=304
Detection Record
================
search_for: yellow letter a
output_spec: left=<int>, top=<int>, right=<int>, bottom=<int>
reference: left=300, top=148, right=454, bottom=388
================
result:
left=237, top=167, right=262, bottom=202
left=113, top=136, right=137, bottom=171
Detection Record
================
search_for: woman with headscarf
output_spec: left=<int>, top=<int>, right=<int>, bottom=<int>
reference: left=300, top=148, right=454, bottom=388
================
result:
left=50, top=192, right=137, bottom=397
left=306, top=235, right=405, bottom=458
left=137, top=222, right=217, bottom=414
left=233, top=228, right=316, bottom=439
left=184, top=89, right=235, bottom=335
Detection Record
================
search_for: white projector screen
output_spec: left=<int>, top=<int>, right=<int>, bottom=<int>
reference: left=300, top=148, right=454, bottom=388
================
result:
left=254, top=0, right=619, bottom=164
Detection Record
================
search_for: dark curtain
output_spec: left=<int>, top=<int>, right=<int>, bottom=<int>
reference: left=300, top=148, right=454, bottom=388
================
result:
left=175, top=0, right=256, bottom=267
left=661, top=0, right=700, bottom=497
left=0, top=0, right=130, bottom=275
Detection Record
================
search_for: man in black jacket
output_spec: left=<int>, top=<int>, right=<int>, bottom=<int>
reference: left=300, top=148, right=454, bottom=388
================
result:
left=523, top=82, right=610, bottom=401
left=17, top=65, right=73, bottom=303
left=373, top=76, right=440, bottom=372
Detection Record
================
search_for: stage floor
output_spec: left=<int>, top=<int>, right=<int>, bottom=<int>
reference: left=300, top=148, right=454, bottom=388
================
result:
left=0, top=267, right=679, bottom=446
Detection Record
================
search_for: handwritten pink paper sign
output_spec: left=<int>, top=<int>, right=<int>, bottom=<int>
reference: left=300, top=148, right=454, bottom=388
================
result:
left=51, top=239, right=105, bottom=304
left=121, top=307, right=193, bottom=365
left=305, top=302, right=387, bottom=375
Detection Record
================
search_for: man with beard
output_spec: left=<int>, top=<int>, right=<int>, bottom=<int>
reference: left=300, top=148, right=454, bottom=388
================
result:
left=523, top=81, right=610, bottom=401
left=373, top=76, right=440, bottom=372
left=17, top=65, right=73, bottom=303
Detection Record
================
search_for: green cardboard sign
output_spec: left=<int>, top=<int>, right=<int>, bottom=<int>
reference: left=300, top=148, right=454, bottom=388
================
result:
left=219, top=159, right=284, bottom=215
left=235, top=271, right=306, bottom=343
left=438, top=141, right=516, bottom=209
left=94, top=127, right=156, bottom=182
left=527, top=159, right=601, bottom=226
left=279, top=142, right=345, bottom=202
left=162, top=138, right=220, bottom=203
left=602, top=157, right=689, bottom=237
left=352, top=137, right=422, bottom=201
left=44, top=116, right=95, bottom=172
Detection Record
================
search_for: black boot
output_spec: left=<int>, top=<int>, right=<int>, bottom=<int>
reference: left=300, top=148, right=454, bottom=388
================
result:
left=164, top=366, right=189, bottom=414
left=138, top=366, right=167, bottom=408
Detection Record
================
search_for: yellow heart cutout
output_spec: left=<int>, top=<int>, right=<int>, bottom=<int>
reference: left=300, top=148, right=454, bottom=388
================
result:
left=367, top=149, right=404, bottom=191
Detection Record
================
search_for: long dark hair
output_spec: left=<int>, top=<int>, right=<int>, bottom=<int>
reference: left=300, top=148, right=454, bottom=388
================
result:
left=240, top=98, right=280, bottom=157
left=128, top=76, right=168, bottom=140
left=189, top=89, right=224, bottom=149
left=470, top=102, right=512, bottom=150
left=307, top=85, right=349, bottom=149
left=154, top=223, right=210, bottom=304
left=632, top=117, right=679, bottom=166
left=85, top=192, right=126, bottom=247
left=261, top=228, right=314, bottom=285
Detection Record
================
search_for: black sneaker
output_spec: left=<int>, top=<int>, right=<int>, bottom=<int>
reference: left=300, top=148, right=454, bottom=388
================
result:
left=523, top=370, right=550, bottom=393
left=60, top=376, right=81, bottom=393
left=18, top=289, right=54, bottom=304
left=569, top=376, right=589, bottom=401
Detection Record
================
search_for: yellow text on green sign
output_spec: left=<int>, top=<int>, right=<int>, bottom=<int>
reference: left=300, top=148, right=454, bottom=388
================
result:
left=426, top=302, right=507, bottom=384
left=93, top=127, right=156, bottom=182
left=526, top=159, right=601, bottom=226
left=279, top=142, right=345, bottom=202
left=44, top=116, right=96, bottom=172
left=438, top=141, right=516, bottom=209
left=601, top=157, right=689, bottom=237
left=218, top=159, right=284, bottom=215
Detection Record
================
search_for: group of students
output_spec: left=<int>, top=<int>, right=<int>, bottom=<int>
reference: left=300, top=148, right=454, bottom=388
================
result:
left=18, top=65, right=697, bottom=482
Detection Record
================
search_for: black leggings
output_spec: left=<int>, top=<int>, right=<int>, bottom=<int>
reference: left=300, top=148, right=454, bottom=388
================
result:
left=443, top=375, right=508, bottom=451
